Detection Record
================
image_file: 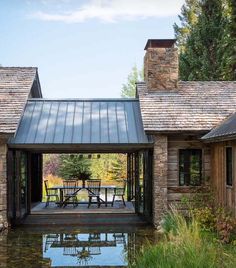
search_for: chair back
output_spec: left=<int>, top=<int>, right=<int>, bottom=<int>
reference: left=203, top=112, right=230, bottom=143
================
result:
left=116, top=179, right=127, bottom=195
left=44, top=180, right=49, bottom=196
left=87, top=179, right=101, bottom=196
left=63, top=180, right=77, bottom=195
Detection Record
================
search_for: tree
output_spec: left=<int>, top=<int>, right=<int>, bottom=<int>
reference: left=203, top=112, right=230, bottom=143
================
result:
left=177, top=0, right=230, bottom=80
left=223, top=0, right=236, bottom=79
left=173, top=0, right=201, bottom=52
left=121, top=65, right=143, bottom=98
left=43, top=154, right=60, bottom=177
left=58, top=154, right=91, bottom=180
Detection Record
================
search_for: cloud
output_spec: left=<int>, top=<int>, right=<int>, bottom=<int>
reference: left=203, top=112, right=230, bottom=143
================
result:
left=32, top=0, right=185, bottom=23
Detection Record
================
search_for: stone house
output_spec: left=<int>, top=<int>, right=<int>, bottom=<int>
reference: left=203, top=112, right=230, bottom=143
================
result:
left=1, top=39, right=236, bottom=229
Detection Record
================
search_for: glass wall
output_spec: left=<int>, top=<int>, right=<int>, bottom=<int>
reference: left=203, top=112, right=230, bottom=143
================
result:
left=20, top=152, right=27, bottom=214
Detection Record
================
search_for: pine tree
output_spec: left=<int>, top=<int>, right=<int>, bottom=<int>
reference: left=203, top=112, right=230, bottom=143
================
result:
left=59, top=154, right=91, bottom=180
left=173, top=0, right=201, bottom=52
left=224, top=0, right=236, bottom=79
left=179, top=0, right=228, bottom=80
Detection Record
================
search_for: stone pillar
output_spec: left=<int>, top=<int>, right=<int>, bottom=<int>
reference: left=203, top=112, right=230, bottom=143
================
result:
left=152, top=134, right=168, bottom=227
left=0, top=140, right=8, bottom=231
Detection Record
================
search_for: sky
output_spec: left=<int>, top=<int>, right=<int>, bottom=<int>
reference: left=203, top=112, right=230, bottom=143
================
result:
left=0, top=0, right=185, bottom=98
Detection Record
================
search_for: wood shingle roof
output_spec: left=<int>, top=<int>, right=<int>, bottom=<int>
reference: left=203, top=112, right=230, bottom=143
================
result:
left=0, top=67, right=38, bottom=134
left=137, top=81, right=236, bottom=132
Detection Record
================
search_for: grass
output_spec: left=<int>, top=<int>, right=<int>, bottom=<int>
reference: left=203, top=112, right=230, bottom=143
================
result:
left=131, top=209, right=236, bottom=268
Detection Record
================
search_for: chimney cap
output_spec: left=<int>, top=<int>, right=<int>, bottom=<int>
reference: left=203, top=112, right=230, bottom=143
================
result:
left=144, top=39, right=177, bottom=50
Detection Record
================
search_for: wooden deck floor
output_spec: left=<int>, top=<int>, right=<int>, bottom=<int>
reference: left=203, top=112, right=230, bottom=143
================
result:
left=31, top=201, right=135, bottom=215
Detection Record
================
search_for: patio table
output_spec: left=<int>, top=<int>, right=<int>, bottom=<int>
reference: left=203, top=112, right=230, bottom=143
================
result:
left=51, top=185, right=116, bottom=207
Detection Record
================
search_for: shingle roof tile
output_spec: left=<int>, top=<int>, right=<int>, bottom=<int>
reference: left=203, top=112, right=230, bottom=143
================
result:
left=0, top=67, right=37, bottom=133
left=137, top=81, right=236, bottom=132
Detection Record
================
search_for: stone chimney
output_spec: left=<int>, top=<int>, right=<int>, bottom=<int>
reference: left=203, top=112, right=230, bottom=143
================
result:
left=144, top=39, right=178, bottom=91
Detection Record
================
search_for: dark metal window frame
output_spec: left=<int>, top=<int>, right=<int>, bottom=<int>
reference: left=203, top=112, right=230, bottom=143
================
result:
left=226, top=147, right=233, bottom=186
left=179, top=149, right=202, bottom=186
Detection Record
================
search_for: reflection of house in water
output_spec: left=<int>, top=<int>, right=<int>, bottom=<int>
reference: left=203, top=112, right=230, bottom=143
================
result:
left=43, top=232, right=134, bottom=267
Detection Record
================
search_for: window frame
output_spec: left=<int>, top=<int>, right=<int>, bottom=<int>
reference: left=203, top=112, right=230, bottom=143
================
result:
left=225, top=146, right=233, bottom=187
left=179, top=149, right=202, bottom=186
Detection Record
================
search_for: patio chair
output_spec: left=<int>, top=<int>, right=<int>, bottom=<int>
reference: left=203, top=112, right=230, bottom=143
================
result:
left=63, top=180, right=78, bottom=207
left=44, top=180, right=59, bottom=207
left=112, top=179, right=126, bottom=207
left=87, top=179, right=101, bottom=208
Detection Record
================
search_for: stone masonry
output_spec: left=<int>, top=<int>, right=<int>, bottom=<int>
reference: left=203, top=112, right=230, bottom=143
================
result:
left=144, top=45, right=178, bottom=91
left=0, top=137, right=8, bottom=230
left=152, top=134, right=168, bottom=227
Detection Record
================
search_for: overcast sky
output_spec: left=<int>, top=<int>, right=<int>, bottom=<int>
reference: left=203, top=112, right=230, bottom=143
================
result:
left=0, top=0, right=184, bottom=98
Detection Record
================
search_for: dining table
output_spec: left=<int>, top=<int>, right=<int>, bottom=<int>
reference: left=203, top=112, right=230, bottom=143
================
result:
left=50, top=185, right=117, bottom=207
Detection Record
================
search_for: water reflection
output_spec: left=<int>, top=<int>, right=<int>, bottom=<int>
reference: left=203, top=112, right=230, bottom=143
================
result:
left=2, top=227, right=155, bottom=268
left=43, top=232, right=128, bottom=266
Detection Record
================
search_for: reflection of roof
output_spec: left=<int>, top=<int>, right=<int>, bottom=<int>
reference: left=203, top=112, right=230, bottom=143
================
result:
left=9, top=99, right=152, bottom=150
left=137, top=81, right=236, bottom=132
left=202, top=112, right=236, bottom=141
left=0, top=67, right=40, bottom=133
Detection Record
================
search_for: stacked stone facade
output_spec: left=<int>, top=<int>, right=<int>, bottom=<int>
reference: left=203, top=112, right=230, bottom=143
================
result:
left=152, top=135, right=168, bottom=227
left=144, top=47, right=178, bottom=91
left=0, top=137, right=8, bottom=230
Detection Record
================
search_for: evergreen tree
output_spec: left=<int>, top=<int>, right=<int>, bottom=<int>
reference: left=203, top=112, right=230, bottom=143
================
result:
left=173, top=0, right=201, bottom=52
left=179, top=0, right=228, bottom=80
left=59, top=154, right=91, bottom=180
left=121, top=65, right=143, bottom=98
left=224, top=0, right=236, bottom=79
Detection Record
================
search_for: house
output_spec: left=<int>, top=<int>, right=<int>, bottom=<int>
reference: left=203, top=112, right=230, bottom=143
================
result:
left=0, top=39, right=236, bottom=229
left=0, top=67, right=42, bottom=229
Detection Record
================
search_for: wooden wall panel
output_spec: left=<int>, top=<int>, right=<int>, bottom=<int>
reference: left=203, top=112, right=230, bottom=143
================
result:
left=210, top=141, right=236, bottom=216
left=167, top=135, right=211, bottom=208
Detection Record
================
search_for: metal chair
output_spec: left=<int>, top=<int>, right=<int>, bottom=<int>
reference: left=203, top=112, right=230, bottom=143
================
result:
left=44, top=180, right=59, bottom=207
left=63, top=180, right=78, bottom=207
left=112, top=179, right=126, bottom=207
left=87, top=180, right=101, bottom=208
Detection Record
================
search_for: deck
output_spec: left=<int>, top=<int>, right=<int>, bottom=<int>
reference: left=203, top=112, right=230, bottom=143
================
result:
left=19, top=202, right=146, bottom=227
left=31, top=201, right=135, bottom=214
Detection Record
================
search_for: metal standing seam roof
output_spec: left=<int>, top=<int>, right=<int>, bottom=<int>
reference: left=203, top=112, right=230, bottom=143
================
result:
left=9, top=99, right=152, bottom=148
left=202, top=112, right=236, bottom=141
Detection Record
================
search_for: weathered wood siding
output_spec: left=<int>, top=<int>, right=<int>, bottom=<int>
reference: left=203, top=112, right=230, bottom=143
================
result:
left=167, top=135, right=211, bottom=208
left=211, top=141, right=236, bottom=215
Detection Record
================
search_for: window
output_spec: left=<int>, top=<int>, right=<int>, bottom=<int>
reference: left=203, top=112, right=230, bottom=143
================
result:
left=226, top=147, right=233, bottom=186
left=179, top=149, right=202, bottom=186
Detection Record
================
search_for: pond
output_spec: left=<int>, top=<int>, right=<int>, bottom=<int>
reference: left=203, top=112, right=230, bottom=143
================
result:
left=0, top=226, right=156, bottom=267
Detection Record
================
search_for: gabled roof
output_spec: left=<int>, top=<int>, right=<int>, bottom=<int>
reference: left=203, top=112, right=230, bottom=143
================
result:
left=202, top=112, right=236, bottom=141
left=0, top=67, right=42, bottom=134
left=137, top=81, right=236, bottom=132
left=9, top=99, right=152, bottom=151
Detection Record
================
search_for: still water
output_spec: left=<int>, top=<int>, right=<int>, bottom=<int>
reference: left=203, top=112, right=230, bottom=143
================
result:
left=0, top=226, right=155, bottom=267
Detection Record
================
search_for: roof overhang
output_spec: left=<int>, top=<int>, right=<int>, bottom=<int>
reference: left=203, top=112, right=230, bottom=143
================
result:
left=8, top=98, right=153, bottom=152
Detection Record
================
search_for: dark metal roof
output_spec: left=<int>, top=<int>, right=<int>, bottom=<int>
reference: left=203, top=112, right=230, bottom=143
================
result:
left=9, top=98, right=152, bottom=151
left=202, top=112, right=236, bottom=141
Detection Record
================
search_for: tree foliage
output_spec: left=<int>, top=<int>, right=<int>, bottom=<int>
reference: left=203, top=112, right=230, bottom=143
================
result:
left=58, top=154, right=91, bottom=180
left=121, top=65, right=143, bottom=98
left=175, top=0, right=236, bottom=80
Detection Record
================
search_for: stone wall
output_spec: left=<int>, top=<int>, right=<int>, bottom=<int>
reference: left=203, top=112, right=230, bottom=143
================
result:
left=144, top=47, right=178, bottom=91
left=152, top=134, right=168, bottom=227
left=0, top=136, right=9, bottom=230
